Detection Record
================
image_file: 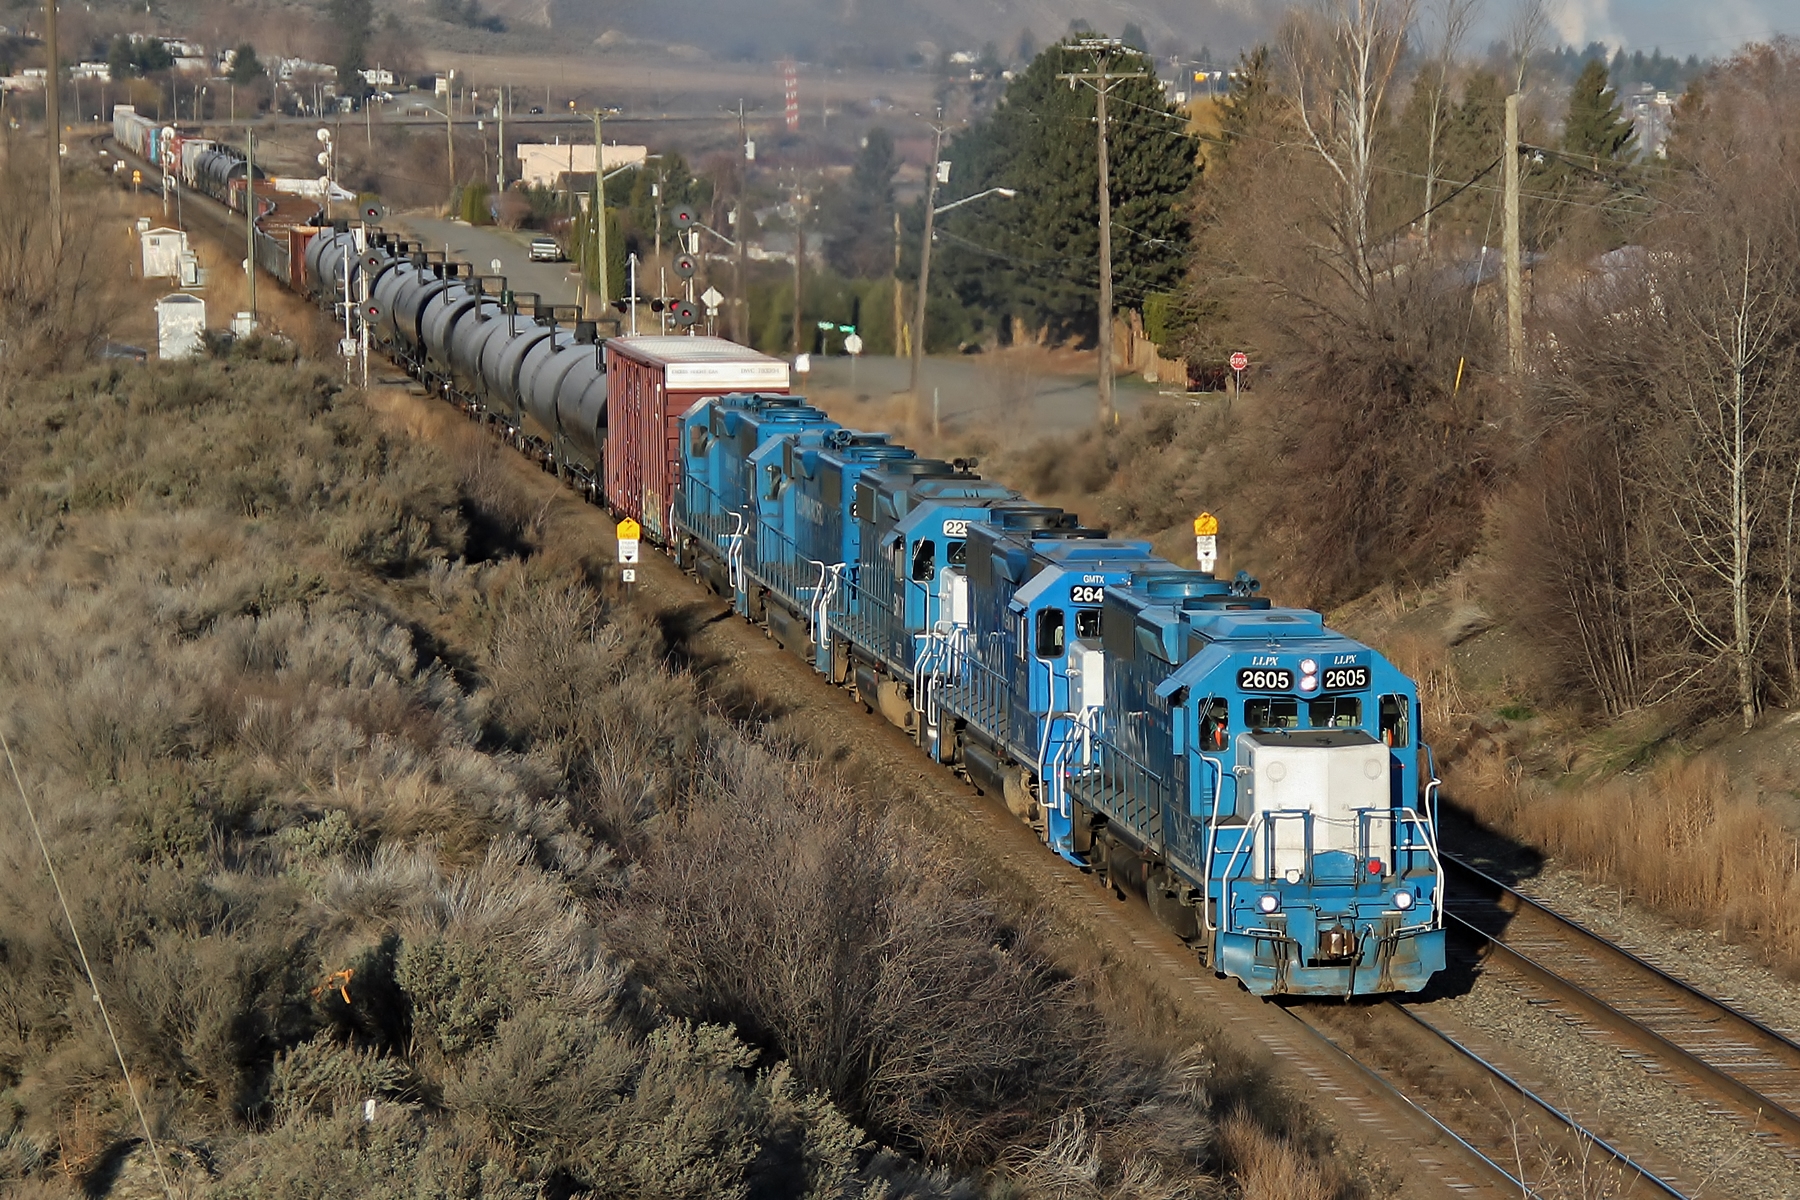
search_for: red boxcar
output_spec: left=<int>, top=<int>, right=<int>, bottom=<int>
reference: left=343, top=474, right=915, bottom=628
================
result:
left=604, top=336, right=790, bottom=543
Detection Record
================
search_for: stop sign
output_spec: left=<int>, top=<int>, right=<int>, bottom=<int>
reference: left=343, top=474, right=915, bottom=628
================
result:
left=1229, top=351, right=1249, bottom=371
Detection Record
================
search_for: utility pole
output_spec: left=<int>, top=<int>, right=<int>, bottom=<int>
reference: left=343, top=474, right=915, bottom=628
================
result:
left=791, top=198, right=806, bottom=355
left=733, top=99, right=750, bottom=343
left=245, top=126, right=256, bottom=322
left=43, top=0, right=61, bottom=260
left=893, top=209, right=904, bottom=357
left=444, top=71, right=455, bottom=212
left=1503, top=91, right=1523, bottom=375
left=592, top=109, right=609, bottom=312
left=1060, top=41, right=1144, bottom=425
left=495, top=86, right=505, bottom=191
left=909, top=112, right=947, bottom=402
left=736, top=198, right=748, bottom=342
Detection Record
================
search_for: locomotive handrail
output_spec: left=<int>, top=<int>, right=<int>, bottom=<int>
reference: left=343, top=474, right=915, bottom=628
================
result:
left=1216, top=805, right=1317, bottom=935
left=1197, top=753, right=1228, bottom=932
left=1357, top=807, right=1444, bottom=933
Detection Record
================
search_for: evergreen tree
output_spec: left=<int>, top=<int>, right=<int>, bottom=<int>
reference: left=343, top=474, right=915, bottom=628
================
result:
left=328, top=0, right=374, bottom=95
left=822, top=127, right=899, bottom=279
left=228, top=43, right=265, bottom=86
left=1211, top=47, right=1276, bottom=173
left=1121, top=22, right=1148, bottom=52
left=927, top=37, right=1197, bottom=346
left=1563, top=59, right=1637, bottom=161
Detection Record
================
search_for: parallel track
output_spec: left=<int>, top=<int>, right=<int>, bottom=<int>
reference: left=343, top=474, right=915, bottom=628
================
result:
left=1294, top=997, right=1684, bottom=1198
left=1439, top=854, right=1800, bottom=1186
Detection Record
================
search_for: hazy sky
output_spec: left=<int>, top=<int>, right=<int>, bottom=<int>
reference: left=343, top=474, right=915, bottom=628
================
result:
left=1509, top=0, right=1792, bottom=54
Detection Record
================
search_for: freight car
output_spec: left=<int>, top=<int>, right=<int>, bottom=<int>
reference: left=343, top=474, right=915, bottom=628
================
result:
left=303, top=228, right=1447, bottom=998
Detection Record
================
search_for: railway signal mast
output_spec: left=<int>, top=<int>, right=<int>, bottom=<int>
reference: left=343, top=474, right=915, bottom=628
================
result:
left=1059, top=39, right=1144, bottom=427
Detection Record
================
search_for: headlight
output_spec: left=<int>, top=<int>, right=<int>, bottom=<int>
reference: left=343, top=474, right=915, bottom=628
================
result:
left=1300, top=673, right=1318, bottom=693
left=1300, top=658, right=1317, bottom=674
left=1257, top=893, right=1281, bottom=914
left=1393, top=891, right=1415, bottom=910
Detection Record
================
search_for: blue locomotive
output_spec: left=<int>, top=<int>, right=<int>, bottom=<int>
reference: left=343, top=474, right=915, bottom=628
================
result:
left=672, top=391, right=1444, bottom=997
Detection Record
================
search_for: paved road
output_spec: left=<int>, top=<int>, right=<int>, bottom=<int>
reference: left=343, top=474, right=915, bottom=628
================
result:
left=398, top=215, right=587, bottom=310
left=803, top=354, right=1159, bottom=438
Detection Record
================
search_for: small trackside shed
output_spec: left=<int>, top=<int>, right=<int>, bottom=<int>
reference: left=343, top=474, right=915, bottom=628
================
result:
left=604, top=336, right=790, bottom=542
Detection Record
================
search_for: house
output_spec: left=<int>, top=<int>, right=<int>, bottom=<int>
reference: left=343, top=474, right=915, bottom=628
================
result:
left=514, top=142, right=648, bottom=188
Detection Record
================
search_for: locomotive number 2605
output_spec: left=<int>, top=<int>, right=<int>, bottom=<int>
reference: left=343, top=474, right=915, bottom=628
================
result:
left=1321, top=666, right=1370, bottom=690
left=1237, top=667, right=1294, bottom=691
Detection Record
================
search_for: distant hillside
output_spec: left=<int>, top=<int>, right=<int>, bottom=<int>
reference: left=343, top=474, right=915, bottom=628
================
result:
left=529, top=0, right=1265, bottom=62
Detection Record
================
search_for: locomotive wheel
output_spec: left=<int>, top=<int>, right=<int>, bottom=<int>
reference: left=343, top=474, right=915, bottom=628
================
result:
left=1145, top=865, right=1200, bottom=942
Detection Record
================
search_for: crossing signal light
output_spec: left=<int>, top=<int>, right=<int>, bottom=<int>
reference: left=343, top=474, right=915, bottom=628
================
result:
left=670, top=299, right=698, bottom=327
left=673, top=253, right=697, bottom=279
left=611, top=299, right=628, bottom=313
left=649, top=298, right=665, bottom=313
left=671, top=205, right=697, bottom=231
left=361, top=200, right=388, bottom=223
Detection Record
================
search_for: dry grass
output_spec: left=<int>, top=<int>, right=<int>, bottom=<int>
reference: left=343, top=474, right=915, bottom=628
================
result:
left=1217, top=1107, right=1336, bottom=1200
left=1449, top=748, right=1800, bottom=967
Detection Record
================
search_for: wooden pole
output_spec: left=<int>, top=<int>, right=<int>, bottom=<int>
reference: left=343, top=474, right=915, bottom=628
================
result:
left=1504, top=92, right=1522, bottom=374
left=592, top=109, right=608, bottom=311
left=1095, top=75, right=1114, bottom=424
left=893, top=209, right=904, bottom=357
left=792, top=203, right=805, bottom=355
left=909, top=117, right=944, bottom=401
left=245, top=127, right=256, bottom=321
left=43, top=0, right=61, bottom=260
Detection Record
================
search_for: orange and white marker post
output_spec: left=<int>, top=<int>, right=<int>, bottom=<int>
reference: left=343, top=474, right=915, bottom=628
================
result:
left=617, top=517, right=640, bottom=584
left=1194, top=512, right=1219, bottom=574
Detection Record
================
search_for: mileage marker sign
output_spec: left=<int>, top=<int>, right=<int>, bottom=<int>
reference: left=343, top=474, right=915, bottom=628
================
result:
left=617, top=518, right=640, bottom=584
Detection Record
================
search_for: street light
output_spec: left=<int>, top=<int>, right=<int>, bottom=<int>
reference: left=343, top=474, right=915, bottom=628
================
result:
left=910, top=180, right=1017, bottom=402
left=934, top=186, right=1017, bottom=215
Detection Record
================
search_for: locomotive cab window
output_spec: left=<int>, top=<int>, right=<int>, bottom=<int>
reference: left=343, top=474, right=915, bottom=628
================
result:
left=947, top=540, right=967, bottom=566
left=1379, top=694, right=1410, bottom=747
left=1074, top=609, right=1102, bottom=640
left=1199, top=698, right=1230, bottom=751
left=911, top=539, right=936, bottom=581
left=1246, top=697, right=1300, bottom=729
left=1035, top=607, right=1066, bottom=658
left=1309, top=695, right=1362, bottom=729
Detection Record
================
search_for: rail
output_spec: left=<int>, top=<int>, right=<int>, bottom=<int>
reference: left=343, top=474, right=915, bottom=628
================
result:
left=1444, top=853, right=1800, bottom=1154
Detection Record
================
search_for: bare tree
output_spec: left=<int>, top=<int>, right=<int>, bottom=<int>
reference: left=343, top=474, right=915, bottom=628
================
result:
left=1281, top=0, right=1418, bottom=301
left=1513, top=45, right=1800, bottom=726
left=1651, top=237, right=1800, bottom=729
left=1505, top=0, right=1549, bottom=92
left=1418, top=0, right=1482, bottom=254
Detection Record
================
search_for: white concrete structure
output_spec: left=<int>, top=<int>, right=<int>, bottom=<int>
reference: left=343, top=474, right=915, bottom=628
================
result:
left=156, top=294, right=207, bottom=360
left=140, top=227, right=190, bottom=279
left=514, top=142, right=648, bottom=188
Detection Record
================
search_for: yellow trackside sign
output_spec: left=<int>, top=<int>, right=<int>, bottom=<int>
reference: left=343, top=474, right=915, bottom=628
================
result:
left=617, top=518, right=640, bottom=541
left=1193, top=512, right=1219, bottom=536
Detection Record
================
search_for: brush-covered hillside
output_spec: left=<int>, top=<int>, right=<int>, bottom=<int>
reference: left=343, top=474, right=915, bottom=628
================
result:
left=0, top=327, right=1359, bottom=1198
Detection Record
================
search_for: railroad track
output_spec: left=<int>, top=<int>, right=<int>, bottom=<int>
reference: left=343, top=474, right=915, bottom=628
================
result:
left=1292, top=997, right=1681, bottom=1198
left=1432, top=853, right=1800, bottom=1190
